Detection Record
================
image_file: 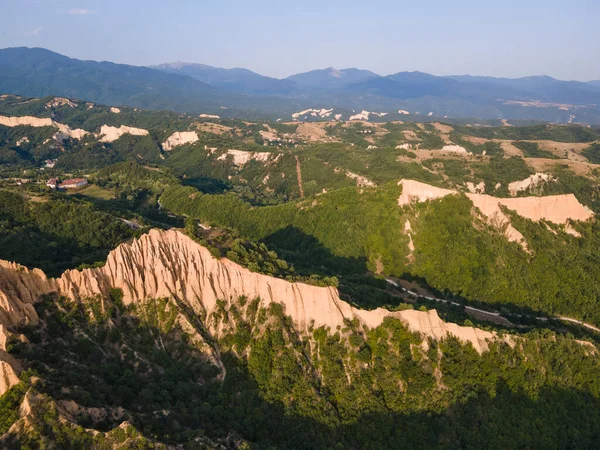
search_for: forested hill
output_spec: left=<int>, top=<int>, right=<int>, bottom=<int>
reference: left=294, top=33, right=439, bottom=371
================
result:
left=2, top=227, right=600, bottom=449
left=2, top=92, right=600, bottom=447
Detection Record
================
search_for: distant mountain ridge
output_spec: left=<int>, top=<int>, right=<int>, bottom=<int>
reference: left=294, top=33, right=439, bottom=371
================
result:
left=0, top=47, right=301, bottom=119
left=151, top=62, right=303, bottom=96
left=285, top=67, right=380, bottom=90
left=447, top=74, right=600, bottom=104
left=0, top=47, right=236, bottom=114
left=1, top=47, right=600, bottom=123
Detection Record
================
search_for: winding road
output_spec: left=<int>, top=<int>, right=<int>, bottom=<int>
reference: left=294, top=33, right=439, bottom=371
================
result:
left=294, top=155, right=305, bottom=198
left=385, top=278, right=600, bottom=334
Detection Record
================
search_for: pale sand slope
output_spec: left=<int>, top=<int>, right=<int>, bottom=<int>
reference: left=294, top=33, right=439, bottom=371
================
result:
left=0, top=115, right=152, bottom=143
left=292, top=108, right=333, bottom=119
left=162, top=131, right=199, bottom=151
left=0, top=229, right=508, bottom=393
left=45, top=97, right=77, bottom=109
left=508, top=173, right=552, bottom=196
left=217, top=149, right=276, bottom=166
left=398, top=179, right=593, bottom=243
left=466, top=181, right=485, bottom=194
left=525, top=158, right=599, bottom=177
left=295, top=122, right=333, bottom=141
left=398, top=180, right=455, bottom=206
left=399, top=179, right=593, bottom=224
left=0, top=115, right=88, bottom=140
left=0, top=261, right=53, bottom=395
left=98, top=125, right=149, bottom=143
left=440, top=144, right=469, bottom=154
left=345, top=171, right=376, bottom=187
left=56, top=230, right=502, bottom=354
left=349, top=110, right=370, bottom=121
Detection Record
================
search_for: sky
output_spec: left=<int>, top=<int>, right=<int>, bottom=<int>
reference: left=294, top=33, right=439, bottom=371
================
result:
left=2, top=0, right=599, bottom=81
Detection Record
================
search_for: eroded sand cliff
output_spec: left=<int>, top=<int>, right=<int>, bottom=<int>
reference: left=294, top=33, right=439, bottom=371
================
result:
left=98, top=125, right=149, bottom=142
left=0, top=115, right=88, bottom=140
left=0, top=115, right=151, bottom=143
left=398, top=179, right=593, bottom=245
left=398, top=179, right=593, bottom=223
left=56, top=230, right=497, bottom=352
left=0, top=262, right=57, bottom=395
left=162, top=131, right=199, bottom=150
left=0, top=229, right=502, bottom=393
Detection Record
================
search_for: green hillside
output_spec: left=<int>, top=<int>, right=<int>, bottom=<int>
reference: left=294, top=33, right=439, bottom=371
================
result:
left=2, top=95, right=600, bottom=448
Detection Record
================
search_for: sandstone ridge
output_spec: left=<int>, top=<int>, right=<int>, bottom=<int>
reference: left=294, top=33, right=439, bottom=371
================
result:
left=55, top=230, right=497, bottom=352
left=0, top=229, right=503, bottom=393
left=398, top=179, right=594, bottom=244
left=0, top=115, right=88, bottom=140
left=162, top=131, right=199, bottom=150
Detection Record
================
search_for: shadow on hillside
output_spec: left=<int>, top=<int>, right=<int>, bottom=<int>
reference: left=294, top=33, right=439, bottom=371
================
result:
left=264, top=226, right=403, bottom=309
left=333, top=381, right=600, bottom=450
left=70, top=193, right=183, bottom=228
left=181, top=176, right=231, bottom=194
left=264, top=227, right=600, bottom=338
left=0, top=225, right=117, bottom=278
left=182, top=354, right=600, bottom=450
left=12, top=293, right=600, bottom=449
left=18, top=345, right=600, bottom=449
left=395, top=272, right=600, bottom=342
left=264, top=225, right=368, bottom=276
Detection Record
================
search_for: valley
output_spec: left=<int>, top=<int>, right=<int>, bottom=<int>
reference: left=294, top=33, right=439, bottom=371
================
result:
left=1, top=91, right=600, bottom=448
left=2, top=229, right=600, bottom=449
left=3, top=0, right=600, bottom=443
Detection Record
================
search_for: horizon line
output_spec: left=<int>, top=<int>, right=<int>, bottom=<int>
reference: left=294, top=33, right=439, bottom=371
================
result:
left=3, top=46, right=598, bottom=84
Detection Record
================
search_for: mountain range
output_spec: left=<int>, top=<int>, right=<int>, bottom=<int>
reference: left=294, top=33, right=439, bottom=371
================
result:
left=1, top=47, right=600, bottom=123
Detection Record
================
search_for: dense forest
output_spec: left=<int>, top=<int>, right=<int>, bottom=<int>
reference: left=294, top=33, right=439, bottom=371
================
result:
left=161, top=180, right=600, bottom=326
left=0, top=189, right=138, bottom=276
left=2, top=96, right=600, bottom=448
left=453, top=123, right=600, bottom=142
left=3, top=292, right=600, bottom=449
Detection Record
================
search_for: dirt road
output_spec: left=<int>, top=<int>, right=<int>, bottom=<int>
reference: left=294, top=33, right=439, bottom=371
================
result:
left=295, top=155, right=305, bottom=198
left=385, top=278, right=600, bottom=333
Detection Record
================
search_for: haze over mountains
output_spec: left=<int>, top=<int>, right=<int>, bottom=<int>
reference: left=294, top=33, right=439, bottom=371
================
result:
left=2, top=47, right=600, bottom=123
left=286, top=67, right=380, bottom=90
left=152, top=62, right=303, bottom=96
left=587, top=80, right=600, bottom=88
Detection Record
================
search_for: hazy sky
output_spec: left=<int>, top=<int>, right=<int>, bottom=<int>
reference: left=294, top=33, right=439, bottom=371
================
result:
left=2, top=0, right=599, bottom=81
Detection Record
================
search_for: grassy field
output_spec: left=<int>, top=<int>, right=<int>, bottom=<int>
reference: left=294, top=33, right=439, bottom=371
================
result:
left=67, top=184, right=114, bottom=200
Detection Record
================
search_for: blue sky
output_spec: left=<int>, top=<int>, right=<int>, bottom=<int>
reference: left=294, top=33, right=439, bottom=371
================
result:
left=2, top=0, right=599, bottom=80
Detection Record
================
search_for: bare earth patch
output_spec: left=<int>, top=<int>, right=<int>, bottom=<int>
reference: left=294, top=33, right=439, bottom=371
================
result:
left=534, top=140, right=591, bottom=162
left=411, top=149, right=474, bottom=162
left=460, top=136, right=525, bottom=156
left=460, top=135, right=488, bottom=145
left=295, top=122, right=335, bottom=141
left=525, top=158, right=600, bottom=177
left=193, top=122, right=232, bottom=135
left=402, top=130, right=419, bottom=140
left=432, top=122, right=454, bottom=134
left=498, top=140, right=525, bottom=157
